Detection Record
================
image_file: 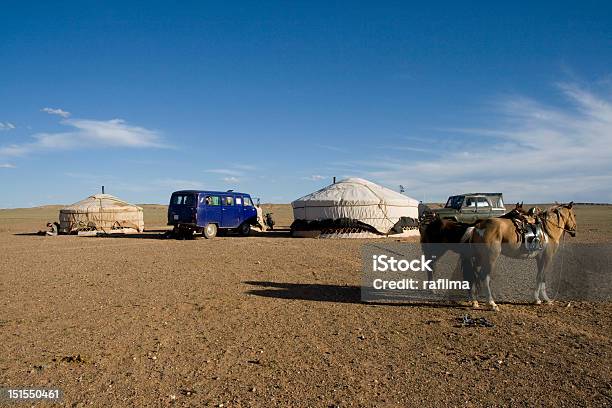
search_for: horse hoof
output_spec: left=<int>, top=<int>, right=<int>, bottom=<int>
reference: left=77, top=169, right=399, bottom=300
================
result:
left=535, top=300, right=542, bottom=305
left=545, top=300, right=554, bottom=306
left=490, top=303, right=500, bottom=312
left=472, top=301, right=480, bottom=309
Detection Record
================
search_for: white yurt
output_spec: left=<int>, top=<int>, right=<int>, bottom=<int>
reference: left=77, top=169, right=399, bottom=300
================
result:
left=59, top=194, right=144, bottom=234
left=291, top=178, right=420, bottom=238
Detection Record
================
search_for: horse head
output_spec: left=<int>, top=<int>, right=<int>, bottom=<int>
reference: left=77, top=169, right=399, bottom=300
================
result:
left=527, top=206, right=542, bottom=217
left=550, top=201, right=577, bottom=237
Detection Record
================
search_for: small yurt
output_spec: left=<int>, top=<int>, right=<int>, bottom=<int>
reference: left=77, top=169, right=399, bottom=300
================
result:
left=291, top=178, right=420, bottom=238
left=59, top=194, right=144, bottom=234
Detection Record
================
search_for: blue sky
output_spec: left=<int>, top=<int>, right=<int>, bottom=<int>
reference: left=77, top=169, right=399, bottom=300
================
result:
left=1, top=1, right=612, bottom=207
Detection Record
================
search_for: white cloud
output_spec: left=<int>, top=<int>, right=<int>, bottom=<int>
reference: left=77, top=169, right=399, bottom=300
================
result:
left=41, top=107, right=71, bottom=118
left=302, top=174, right=326, bottom=181
left=0, top=117, right=166, bottom=157
left=151, top=178, right=206, bottom=190
left=206, top=169, right=243, bottom=176
left=0, top=163, right=15, bottom=168
left=346, top=82, right=612, bottom=203
left=0, top=122, right=16, bottom=131
left=223, top=176, right=240, bottom=183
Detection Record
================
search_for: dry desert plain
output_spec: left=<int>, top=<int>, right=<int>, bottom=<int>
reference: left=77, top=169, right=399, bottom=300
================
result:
left=0, top=204, right=611, bottom=407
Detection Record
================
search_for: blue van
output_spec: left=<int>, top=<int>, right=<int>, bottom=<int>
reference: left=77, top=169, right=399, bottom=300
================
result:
left=167, top=190, right=258, bottom=238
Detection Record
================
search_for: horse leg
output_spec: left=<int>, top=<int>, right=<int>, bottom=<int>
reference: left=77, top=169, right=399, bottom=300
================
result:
left=536, top=252, right=553, bottom=305
left=470, top=266, right=480, bottom=309
left=423, top=245, right=440, bottom=293
left=483, top=249, right=501, bottom=311
left=484, top=273, right=499, bottom=311
left=458, top=252, right=479, bottom=308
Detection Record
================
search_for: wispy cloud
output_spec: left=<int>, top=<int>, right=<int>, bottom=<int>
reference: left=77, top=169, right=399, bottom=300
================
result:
left=0, top=117, right=166, bottom=157
left=151, top=178, right=206, bottom=190
left=41, top=107, right=70, bottom=118
left=206, top=169, right=242, bottom=177
left=0, top=163, right=16, bottom=168
left=206, top=165, right=258, bottom=183
left=0, top=122, right=16, bottom=131
left=353, top=82, right=612, bottom=202
left=302, top=174, right=327, bottom=181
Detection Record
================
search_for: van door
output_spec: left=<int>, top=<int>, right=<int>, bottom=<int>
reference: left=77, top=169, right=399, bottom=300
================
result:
left=169, top=192, right=197, bottom=225
left=203, top=194, right=222, bottom=227
left=234, top=195, right=244, bottom=223
left=221, top=195, right=240, bottom=228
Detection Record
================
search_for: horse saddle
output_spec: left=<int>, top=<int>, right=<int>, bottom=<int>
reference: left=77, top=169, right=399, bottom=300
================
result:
left=522, top=223, right=546, bottom=252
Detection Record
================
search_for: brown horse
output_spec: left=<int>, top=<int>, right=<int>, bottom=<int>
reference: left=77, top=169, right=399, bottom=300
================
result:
left=419, top=203, right=527, bottom=283
left=467, top=202, right=577, bottom=311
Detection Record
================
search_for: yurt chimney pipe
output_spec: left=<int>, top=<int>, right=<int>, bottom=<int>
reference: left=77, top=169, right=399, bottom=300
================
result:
left=102, top=186, right=105, bottom=194
left=333, top=177, right=336, bottom=184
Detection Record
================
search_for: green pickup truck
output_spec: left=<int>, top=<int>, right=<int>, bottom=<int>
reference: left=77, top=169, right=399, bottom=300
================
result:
left=431, top=193, right=506, bottom=223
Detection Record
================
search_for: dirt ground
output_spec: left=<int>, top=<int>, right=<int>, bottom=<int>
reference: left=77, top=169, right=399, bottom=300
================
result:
left=0, top=204, right=610, bottom=407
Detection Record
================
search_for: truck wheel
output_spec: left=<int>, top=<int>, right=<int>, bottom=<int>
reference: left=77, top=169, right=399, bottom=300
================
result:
left=238, top=222, right=251, bottom=236
left=203, top=223, right=217, bottom=239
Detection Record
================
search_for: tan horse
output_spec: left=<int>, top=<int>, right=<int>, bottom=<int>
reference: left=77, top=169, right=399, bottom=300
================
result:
left=467, top=202, right=577, bottom=311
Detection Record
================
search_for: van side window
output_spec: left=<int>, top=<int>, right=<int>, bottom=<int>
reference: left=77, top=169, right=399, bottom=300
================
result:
left=235, top=197, right=242, bottom=205
left=206, top=196, right=221, bottom=206
left=243, top=197, right=253, bottom=207
left=224, top=196, right=234, bottom=206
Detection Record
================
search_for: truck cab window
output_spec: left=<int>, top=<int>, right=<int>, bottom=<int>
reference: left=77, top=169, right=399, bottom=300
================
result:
left=477, top=197, right=491, bottom=208
left=224, top=196, right=234, bottom=206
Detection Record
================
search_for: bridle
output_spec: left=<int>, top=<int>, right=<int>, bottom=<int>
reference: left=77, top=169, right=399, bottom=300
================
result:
left=542, top=207, right=577, bottom=235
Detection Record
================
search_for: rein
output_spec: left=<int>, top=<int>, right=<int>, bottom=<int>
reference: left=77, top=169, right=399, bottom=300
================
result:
left=541, top=208, right=576, bottom=236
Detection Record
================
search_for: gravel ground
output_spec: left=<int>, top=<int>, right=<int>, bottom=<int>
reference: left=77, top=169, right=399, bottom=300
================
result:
left=0, top=204, right=610, bottom=407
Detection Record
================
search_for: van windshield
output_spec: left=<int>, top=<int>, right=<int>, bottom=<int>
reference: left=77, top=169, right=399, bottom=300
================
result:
left=172, top=194, right=196, bottom=206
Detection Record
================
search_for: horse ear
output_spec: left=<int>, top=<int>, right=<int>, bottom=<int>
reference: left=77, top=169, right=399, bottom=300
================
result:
left=554, top=201, right=559, bottom=205
left=568, top=201, right=574, bottom=209
left=520, top=201, right=524, bottom=208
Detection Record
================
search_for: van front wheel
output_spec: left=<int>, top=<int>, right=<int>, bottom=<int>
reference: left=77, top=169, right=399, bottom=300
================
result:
left=238, top=222, right=251, bottom=236
left=203, top=223, right=217, bottom=239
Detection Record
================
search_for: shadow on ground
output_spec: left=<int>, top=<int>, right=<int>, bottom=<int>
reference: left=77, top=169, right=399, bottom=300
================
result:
left=244, top=281, right=469, bottom=309
left=13, top=229, right=293, bottom=240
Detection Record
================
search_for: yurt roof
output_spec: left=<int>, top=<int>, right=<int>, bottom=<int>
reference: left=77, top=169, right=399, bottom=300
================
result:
left=292, top=178, right=419, bottom=208
left=60, top=194, right=143, bottom=213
